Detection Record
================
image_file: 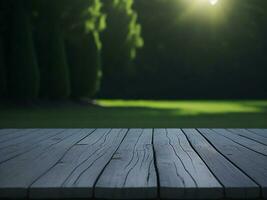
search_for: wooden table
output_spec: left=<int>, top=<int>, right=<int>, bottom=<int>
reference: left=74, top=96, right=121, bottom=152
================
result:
left=0, top=128, right=266, bottom=199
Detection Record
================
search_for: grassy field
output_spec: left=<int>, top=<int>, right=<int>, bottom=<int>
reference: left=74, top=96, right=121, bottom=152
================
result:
left=0, top=100, right=267, bottom=128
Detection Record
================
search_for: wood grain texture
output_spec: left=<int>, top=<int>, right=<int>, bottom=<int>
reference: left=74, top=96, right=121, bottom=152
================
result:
left=0, top=129, right=93, bottom=199
left=228, top=129, right=267, bottom=146
left=0, top=129, right=65, bottom=164
left=183, top=129, right=259, bottom=199
left=154, top=129, right=223, bottom=199
left=95, top=129, right=157, bottom=199
left=0, top=128, right=266, bottom=200
left=213, top=129, right=267, bottom=156
left=0, top=129, right=20, bottom=137
left=0, top=129, right=38, bottom=143
left=30, top=128, right=128, bottom=199
left=199, top=129, right=267, bottom=198
left=248, top=129, right=267, bottom=138
left=0, top=129, right=43, bottom=150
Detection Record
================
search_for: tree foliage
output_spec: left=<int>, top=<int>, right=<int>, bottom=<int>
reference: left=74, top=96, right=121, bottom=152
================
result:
left=110, top=0, right=267, bottom=99
left=66, top=0, right=104, bottom=98
left=0, top=0, right=266, bottom=100
left=100, top=0, right=143, bottom=97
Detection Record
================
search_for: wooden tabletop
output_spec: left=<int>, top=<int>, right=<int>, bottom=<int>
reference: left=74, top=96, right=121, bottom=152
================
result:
left=0, top=128, right=266, bottom=199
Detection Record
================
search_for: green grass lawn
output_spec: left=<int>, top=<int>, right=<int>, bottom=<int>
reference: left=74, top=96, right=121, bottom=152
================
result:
left=0, top=100, right=267, bottom=128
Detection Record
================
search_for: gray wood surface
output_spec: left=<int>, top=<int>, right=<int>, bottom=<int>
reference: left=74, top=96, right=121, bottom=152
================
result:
left=0, top=129, right=38, bottom=143
left=199, top=129, right=267, bottom=198
left=30, top=129, right=127, bottom=199
left=228, top=129, right=267, bottom=146
left=0, top=129, right=20, bottom=137
left=213, top=129, right=267, bottom=156
left=248, top=129, right=267, bottom=138
left=0, top=128, right=267, bottom=200
left=154, top=129, right=223, bottom=199
left=0, top=129, right=65, bottom=164
left=95, top=129, right=157, bottom=199
left=183, top=129, right=259, bottom=199
left=0, top=129, right=44, bottom=150
left=0, top=129, right=93, bottom=199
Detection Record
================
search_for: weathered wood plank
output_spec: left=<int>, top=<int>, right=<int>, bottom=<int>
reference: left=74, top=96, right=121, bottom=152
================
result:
left=0, top=129, right=65, bottom=164
left=248, top=129, right=267, bottom=138
left=0, top=129, right=93, bottom=199
left=228, top=129, right=267, bottom=146
left=199, top=129, right=267, bottom=198
left=183, top=129, right=259, bottom=199
left=0, top=129, right=59, bottom=150
left=0, top=129, right=20, bottom=137
left=29, top=128, right=128, bottom=199
left=0, top=129, right=38, bottom=143
left=0, top=128, right=266, bottom=200
left=213, top=129, right=267, bottom=156
left=154, top=129, right=223, bottom=199
left=95, top=129, right=157, bottom=199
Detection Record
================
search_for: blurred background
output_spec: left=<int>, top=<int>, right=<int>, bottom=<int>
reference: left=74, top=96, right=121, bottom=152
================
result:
left=0, top=0, right=266, bottom=128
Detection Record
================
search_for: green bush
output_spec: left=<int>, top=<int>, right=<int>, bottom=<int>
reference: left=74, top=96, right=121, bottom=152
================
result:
left=8, top=1, right=40, bottom=100
left=63, top=0, right=105, bottom=99
left=100, top=0, right=143, bottom=96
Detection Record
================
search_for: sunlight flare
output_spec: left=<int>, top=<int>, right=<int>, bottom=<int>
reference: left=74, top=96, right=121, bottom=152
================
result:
left=209, top=0, right=218, bottom=6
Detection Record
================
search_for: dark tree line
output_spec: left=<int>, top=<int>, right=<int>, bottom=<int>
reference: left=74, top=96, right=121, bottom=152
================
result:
left=0, top=0, right=267, bottom=101
left=0, top=0, right=142, bottom=101
left=100, top=0, right=267, bottom=99
left=100, top=0, right=143, bottom=96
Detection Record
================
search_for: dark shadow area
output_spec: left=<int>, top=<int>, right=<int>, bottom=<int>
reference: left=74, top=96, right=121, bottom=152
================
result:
left=0, top=0, right=267, bottom=128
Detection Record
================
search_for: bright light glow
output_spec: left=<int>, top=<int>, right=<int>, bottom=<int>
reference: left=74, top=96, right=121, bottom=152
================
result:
left=178, top=0, right=226, bottom=26
left=209, top=0, right=218, bottom=6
